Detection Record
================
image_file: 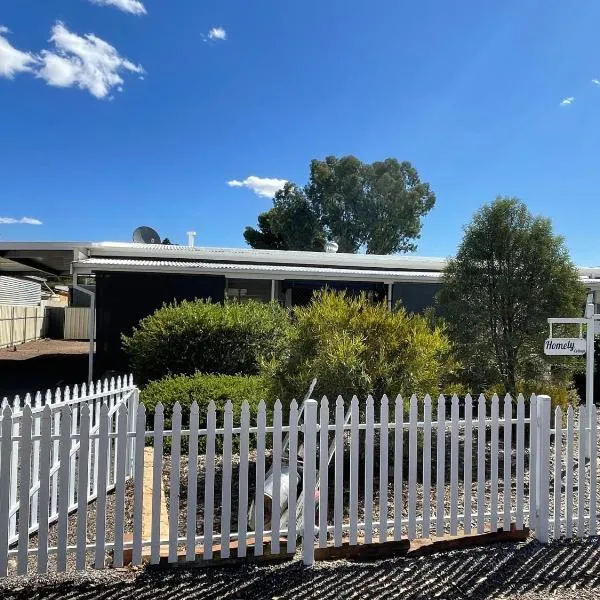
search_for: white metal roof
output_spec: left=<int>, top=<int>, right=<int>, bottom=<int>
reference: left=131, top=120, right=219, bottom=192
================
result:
left=75, top=257, right=445, bottom=283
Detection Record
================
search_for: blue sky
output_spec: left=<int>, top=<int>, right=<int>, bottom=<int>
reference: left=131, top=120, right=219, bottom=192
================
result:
left=1, top=0, right=600, bottom=265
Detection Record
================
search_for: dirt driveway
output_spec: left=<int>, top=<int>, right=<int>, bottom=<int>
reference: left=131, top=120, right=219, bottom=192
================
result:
left=2, top=537, right=600, bottom=600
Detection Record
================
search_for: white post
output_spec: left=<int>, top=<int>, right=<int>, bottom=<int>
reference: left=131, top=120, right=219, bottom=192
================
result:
left=586, top=302, right=595, bottom=459
left=302, top=399, right=318, bottom=566
left=536, top=395, right=551, bottom=543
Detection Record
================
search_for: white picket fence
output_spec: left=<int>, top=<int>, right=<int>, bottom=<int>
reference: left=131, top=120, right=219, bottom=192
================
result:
left=0, top=389, right=597, bottom=577
left=0, top=376, right=138, bottom=574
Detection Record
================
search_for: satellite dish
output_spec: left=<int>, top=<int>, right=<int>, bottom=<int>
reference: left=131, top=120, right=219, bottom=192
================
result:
left=133, top=226, right=161, bottom=244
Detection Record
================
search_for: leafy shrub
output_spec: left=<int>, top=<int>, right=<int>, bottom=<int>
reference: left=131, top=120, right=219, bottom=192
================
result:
left=264, top=289, right=460, bottom=403
left=484, top=380, right=578, bottom=414
left=122, top=299, right=290, bottom=384
left=140, top=373, right=271, bottom=451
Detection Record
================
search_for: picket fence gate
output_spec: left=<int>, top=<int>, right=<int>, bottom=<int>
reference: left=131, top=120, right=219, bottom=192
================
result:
left=0, top=388, right=597, bottom=578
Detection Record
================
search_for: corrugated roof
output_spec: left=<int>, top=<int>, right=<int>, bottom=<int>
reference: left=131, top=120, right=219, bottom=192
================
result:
left=75, top=257, right=444, bottom=283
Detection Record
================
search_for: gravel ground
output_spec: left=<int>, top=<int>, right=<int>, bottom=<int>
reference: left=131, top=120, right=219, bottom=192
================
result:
left=3, top=536, right=600, bottom=599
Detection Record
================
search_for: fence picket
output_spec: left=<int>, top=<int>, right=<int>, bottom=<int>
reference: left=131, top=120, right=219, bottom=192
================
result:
left=37, top=405, right=52, bottom=574
left=237, top=402, right=250, bottom=558
left=349, top=396, right=359, bottom=546
left=270, top=400, right=282, bottom=555
left=423, top=395, right=432, bottom=538
left=202, top=400, right=218, bottom=560
left=76, top=403, right=90, bottom=571
left=133, top=404, right=146, bottom=565
left=503, top=395, right=512, bottom=531
left=490, top=395, right=499, bottom=533
left=477, top=395, right=485, bottom=534
left=0, top=405, right=11, bottom=577
left=168, top=403, right=182, bottom=563
left=253, top=400, right=266, bottom=557
left=463, top=394, right=472, bottom=535
left=57, top=405, right=72, bottom=572
left=553, top=407, right=563, bottom=540
left=318, top=397, right=329, bottom=548
left=450, top=395, right=459, bottom=536
left=150, top=403, right=164, bottom=564
left=566, top=405, right=574, bottom=539
left=393, top=396, right=403, bottom=541
left=334, top=396, right=344, bottom=548
left=516, top=395, right=525, bottom=532
left=287, top=399, right=299, bottom=554
left=51, top=396, right=59, bottom=518
left=364, top=396, right=374, bottom=545
left=17, top=404, right=33, bottom=575
left=9, top=397, right=19, bottom=541
left=379, top=395, right=389, bottom=544
left=578, top=407, right=586, bottom=538
left=31, top=394, right=42, bottom=530
left=591, top=405, right=598, bottom=536
left=436, top=395, right=445, bottom=537
left=94, top=403, right=109, bottom=569
left=113, top=404, right=127, bottom=567
left=69, top=402, right=78, bottom=509
left=408, top=395, right=418, bottom=540
left=185, top=402, right=199, bottom=562
left=93, top=398, right=101, bottom=498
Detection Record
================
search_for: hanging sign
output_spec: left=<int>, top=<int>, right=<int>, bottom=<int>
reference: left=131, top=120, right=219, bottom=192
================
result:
left=544, top=338, right=586, bottom=356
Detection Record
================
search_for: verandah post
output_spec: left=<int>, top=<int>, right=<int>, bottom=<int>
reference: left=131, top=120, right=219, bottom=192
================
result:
left=302, top=399, right=318, bottom=566
left=536, top=394, right=552, bottom=543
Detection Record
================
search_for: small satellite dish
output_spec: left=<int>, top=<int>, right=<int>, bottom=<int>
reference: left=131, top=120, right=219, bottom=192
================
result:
left=133, top=226, right=161, bottom=244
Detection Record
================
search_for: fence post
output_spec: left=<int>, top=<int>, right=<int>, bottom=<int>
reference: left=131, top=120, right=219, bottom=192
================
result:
left=536, top=395, right=551, bottom=543
left=302, top=399, right=318, bottom=566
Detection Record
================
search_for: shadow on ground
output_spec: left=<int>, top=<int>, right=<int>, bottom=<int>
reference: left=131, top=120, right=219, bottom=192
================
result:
left=4, top=537, right=600, bottom=600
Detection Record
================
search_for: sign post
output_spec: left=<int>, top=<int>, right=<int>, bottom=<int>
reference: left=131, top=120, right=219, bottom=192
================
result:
left=547, top=302, right=596, bottom=458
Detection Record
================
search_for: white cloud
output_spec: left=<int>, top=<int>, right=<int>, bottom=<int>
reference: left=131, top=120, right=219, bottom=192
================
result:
left=592, top=79, right=600, bottom=86
left=0, top=217, right=42, bottom=225
left=37, top=22, right=144, bottom=99
left=208, top=27, right=227, bottom=41
left=227, top=176, right=287, bottom=198
left=560, top=96, right=574, bottom=106
left=88, top=0, right=147, bottom=15
left=0, top=27, right=38, bottom=78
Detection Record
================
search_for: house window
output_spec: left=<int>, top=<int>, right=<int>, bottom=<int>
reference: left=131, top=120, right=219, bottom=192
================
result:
left=226, top=278, right=272, bottom=303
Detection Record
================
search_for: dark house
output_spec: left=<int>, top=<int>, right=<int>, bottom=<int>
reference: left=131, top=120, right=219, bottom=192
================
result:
left=2, top=241, right=598, bottom=380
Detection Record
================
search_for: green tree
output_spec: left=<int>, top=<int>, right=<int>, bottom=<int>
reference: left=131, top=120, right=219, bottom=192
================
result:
left=437, top=197, right=585, bottom=394
left=244, top=155, right=435, bottom=254
left=161, top=237, right=173, bottom=245
left=243, top=183, right=325, bottom=251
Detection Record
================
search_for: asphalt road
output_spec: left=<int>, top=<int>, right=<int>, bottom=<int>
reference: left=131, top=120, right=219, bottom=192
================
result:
left=3, top=537, right=600, bottom=600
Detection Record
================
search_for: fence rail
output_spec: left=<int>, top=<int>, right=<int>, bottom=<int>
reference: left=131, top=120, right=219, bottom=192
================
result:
left=0, top=389, right=597, bottom=577
left=0, top=305, right=45, bottom=348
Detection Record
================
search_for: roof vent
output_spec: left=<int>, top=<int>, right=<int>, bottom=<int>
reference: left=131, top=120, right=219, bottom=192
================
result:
left=187, top=231, right=197, bottom=247
left=325, top=241, right=339, bottom=253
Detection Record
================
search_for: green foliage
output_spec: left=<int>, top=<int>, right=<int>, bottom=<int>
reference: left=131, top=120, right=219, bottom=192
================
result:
left=244, top=155, right=435, bottom=255
left=140, top=374, right=270, bottom=451
left=264, top=289, right=459, bottom=402
left=438, top=197, right=586, bottom=394
left=484, top=380, right=579, bottom=414
left=122, top=299, right=290, bottom=384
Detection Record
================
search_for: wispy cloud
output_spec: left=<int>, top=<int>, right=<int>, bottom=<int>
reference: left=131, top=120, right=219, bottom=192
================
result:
left=0, top=217, right=43, bottom=225
left=88, top=0, right=147, bottom=15
left=0, top=26, right=38, bottom=79
left=227, top=176, right=287, bottom=198
left=37, top=22, right=144, bottom=99
left=592, top=79, right=600, bottom=87
left=560, top=96, right=574, bottom=106
left=203, top=27, right=227, bottom=43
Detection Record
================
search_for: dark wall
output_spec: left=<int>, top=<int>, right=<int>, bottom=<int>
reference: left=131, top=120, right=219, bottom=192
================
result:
left=95, top=272, right=225, bottom=376
left=392, top=282, right=441, bottom=313
left=284, top=280, right=387, bottom=306
left=70, top=285, right=95, bottom=307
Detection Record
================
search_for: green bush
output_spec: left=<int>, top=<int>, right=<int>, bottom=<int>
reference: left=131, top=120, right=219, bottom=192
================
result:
left=484, top=380, right=578, bottom=414
left=264, top=289, right=461, bottom=403
left=122, top=299, right=290, bottom=383
left=140, top=373, right=271, bottom=451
